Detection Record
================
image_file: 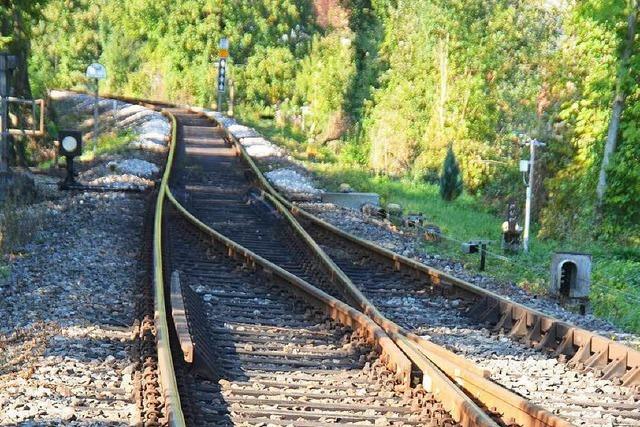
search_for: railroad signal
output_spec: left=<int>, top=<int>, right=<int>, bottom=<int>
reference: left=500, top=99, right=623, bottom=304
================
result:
left=217, top=38, right=230, bottom=112
left=58, top=130, right=82, bottom=189
left=218, top=58, right=227, bottom=93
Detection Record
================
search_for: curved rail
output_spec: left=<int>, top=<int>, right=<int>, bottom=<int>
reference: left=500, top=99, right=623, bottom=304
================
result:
left=219, top=119, right=573, bottom=427
left=153, top=110, right=186, bottom=426
left=153, top=107, right=485, bottom=425
left=166, top=184, right=497, bottom=426
left=147, top=100, right=574, bottom=426
left=70, top=92, right=637, bottom=426
left=56, top=90, right=186, bottom=424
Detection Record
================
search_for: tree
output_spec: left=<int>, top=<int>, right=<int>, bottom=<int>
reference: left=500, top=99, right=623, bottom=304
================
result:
left=0, top=0, right=49, bottom=98
left=241, top=46, right=297, bottom=107
left=439, top=144, right=463, bottom=201
left=596, top=0, right=639, bottom=211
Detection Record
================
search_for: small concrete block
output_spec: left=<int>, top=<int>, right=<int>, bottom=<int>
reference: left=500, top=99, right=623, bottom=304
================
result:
left=550, top=252, right=591, bottom=298
left=321, top=192, right=380, bottom=210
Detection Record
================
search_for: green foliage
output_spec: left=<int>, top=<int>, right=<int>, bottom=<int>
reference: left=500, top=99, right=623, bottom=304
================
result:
left=439, top=145, right=463, bottom=201
left=295, top=30, right=356, bottom=141
left=21, top=0, right=640, bottom=331
left=591, top=258, right=640, bottom=332
left=539, top=1, right=626, bottom=240
left=240, top=46, right=297, bottom=107
left=29, top=0, right=315, bottom=103
left=80, top=130, right=135, bottom=159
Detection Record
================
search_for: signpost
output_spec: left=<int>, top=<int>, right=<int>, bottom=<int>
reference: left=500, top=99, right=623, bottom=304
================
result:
left=86, top=62, right=106, bottom=149
left=217, top=38, right=229, bottom=112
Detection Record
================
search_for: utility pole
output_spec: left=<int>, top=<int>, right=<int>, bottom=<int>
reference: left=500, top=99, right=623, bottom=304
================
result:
left=522, top=138, right=546, bottom=252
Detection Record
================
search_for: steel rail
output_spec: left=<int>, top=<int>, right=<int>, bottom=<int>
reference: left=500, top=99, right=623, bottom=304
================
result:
left=285, top=203, right=640, bottom=387
left=156, top=107, right=480, bottom=425
left=47, top=90, right=186, bottom=424
left=208, top=109, right=640, bottom=390
left=163, top=187, right=498, bottom=426
left=256, top=192, right=572, bottom=427
left=217, top=122, right=573, bottom=427
left=160, top=108, right=507, bottom=425
left=64, top=92, right=636, bottom=425
left=152, top=110, right=186, bottom=427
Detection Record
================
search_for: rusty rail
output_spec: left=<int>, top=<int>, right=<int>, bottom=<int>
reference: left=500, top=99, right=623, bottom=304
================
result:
left=214, top=115, right=640, bottom=390
left=219, top=126, right=573, bottom=427
left=152, top=109, right=186, bottom=427
left=68, top=92, right=639, bottom=426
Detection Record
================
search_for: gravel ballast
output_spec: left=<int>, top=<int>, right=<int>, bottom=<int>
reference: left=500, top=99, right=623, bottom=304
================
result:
left=0, top=192, right=146, bottom=425
left=0, top=94, right=169, bottom=425
left=49, top=90, right=170, bottom=191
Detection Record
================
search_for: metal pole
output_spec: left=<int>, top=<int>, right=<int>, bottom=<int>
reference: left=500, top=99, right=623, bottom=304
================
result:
left=227, top=79, right=234, bottom=116
left=523, top=141, right=537, bottom=252
left=217, top=90, right=223, bottom=113
left=479, top=243, right=487, bottom=271
left=93, top=78, right=99, bottom=150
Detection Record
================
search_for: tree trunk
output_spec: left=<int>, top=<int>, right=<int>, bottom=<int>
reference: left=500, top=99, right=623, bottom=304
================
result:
left=438, top=35, right=448, bottom=142
left=12, top=8, right=32, bottom=98
left=596, top=2, right=638, bottom=209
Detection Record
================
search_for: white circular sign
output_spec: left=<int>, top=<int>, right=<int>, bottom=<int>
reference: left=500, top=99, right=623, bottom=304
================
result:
left=62, top=136, right=78, bottom=152
left=86, top=63, right=107, bottom=80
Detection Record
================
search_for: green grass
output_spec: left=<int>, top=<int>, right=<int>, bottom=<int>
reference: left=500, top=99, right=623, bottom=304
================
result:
left=238, top=110, right=640, bottom=334
left=79, top=130, right=135, bottom=161
left=0, top=263, right=9, bottom=280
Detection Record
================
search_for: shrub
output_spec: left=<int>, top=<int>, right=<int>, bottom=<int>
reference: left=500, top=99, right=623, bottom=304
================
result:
left=240, top=46, right=297, bottom=107
left=439, top=145, right=463, bottom=201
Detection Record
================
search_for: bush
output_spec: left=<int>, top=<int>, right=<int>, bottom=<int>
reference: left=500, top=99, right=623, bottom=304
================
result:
left=240, top=46, right=297, bottom=107
left=439, top=145, right=463, bottom=201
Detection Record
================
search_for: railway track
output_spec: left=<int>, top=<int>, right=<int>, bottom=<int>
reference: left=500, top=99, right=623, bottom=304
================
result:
left=158, top=111, right=462, bottom=425
left=151, top=108, right=567, bottom=427
left=301, top=225, right=640, bottom=426
left=105, top=95, right=639, bottom=426
left=213, top=110, right=640, bottom=425
left=212, top=129, right=640, bottom=426
left=163, top=204, right=451, bottom=426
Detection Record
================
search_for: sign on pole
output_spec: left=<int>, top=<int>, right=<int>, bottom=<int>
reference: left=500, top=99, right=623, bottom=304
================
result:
left=86, top=63, right=107, bottom=80
left=86, top=63, right=106, bottom=148
left=219, top=37, right=229, bottom=59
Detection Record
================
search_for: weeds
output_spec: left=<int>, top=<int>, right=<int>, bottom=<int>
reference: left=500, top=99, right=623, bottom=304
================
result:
left=0, top=176, right=44, bottom=255
left=0, top=202, right=45, bottom=254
